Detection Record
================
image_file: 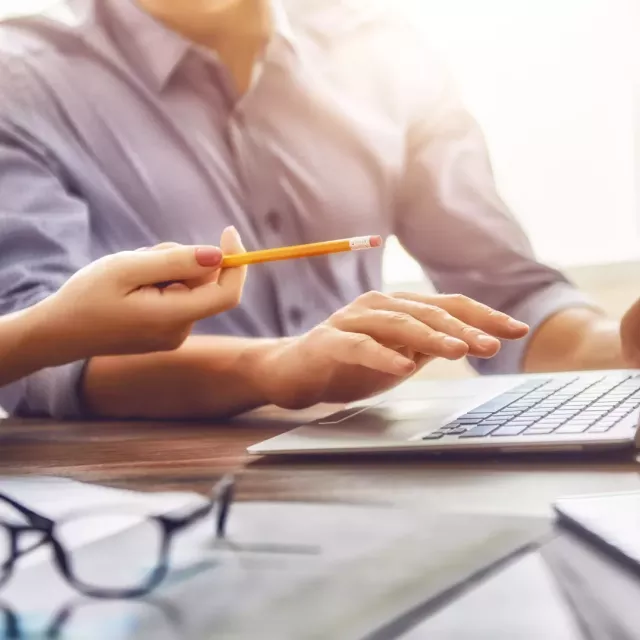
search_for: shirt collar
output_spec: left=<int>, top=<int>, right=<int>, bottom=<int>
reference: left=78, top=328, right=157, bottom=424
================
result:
left=98, top=0, right=191, bottom=91
left=81, top=0, right=300, bottom=92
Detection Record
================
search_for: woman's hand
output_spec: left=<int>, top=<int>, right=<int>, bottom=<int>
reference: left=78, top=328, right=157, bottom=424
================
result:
left=37, top=227, right=246, bottom=361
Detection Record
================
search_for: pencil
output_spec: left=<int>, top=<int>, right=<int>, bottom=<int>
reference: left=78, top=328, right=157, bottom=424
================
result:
left=221, top=235, right=383, bottom=268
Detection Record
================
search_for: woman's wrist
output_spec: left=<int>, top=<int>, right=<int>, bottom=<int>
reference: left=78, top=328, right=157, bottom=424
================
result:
left=20, top=297, right=81, bottom=369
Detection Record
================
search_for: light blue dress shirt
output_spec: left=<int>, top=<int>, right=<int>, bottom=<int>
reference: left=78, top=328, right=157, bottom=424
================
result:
left=0, top=0, right=592, bottom=417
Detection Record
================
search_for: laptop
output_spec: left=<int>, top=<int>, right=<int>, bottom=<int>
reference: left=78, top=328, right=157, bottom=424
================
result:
left=248, top=370, right=640, bottom=456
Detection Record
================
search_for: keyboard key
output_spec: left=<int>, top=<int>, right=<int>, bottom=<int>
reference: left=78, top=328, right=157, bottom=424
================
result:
left=588, top=425, right=615, bottom=433
left=531, top=418, right=566, bottom=428
left=523, top=428, right=556, bottom=435
left=460, top=423, right=501, bottom=438
left=491, top=425, right=529, bottom=437
left=463, top=413, right=492, bottom=421
left=556, top=423, right=591, bottom=434
left=422, top=432, right=444, bottom=440
left=472, top=395, right=525, bottom=414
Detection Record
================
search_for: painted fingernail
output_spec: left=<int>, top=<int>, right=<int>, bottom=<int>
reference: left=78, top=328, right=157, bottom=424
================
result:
left=195, top=246, right=223, bottom=267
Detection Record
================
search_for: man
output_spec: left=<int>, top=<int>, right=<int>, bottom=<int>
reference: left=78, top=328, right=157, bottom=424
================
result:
left=0, top=0, right=637, bottom=420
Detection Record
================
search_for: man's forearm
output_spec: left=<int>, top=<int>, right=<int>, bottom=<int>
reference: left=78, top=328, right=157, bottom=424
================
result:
left=523, top=307, right=625, bottom=373
left=83, top=335, right=280, bottom=419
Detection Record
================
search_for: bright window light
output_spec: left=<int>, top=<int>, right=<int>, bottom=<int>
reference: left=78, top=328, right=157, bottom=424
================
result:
left=385, top=0, right=638, bottom=285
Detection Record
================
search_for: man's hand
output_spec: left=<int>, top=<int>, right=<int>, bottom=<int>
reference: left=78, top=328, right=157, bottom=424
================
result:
left=621, top=297, right=640, bottom=367
left=252, top=291, right=529, bottom=409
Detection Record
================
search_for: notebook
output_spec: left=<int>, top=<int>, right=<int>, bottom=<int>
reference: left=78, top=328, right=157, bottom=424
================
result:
left=554, top=490, right=640, bottom=577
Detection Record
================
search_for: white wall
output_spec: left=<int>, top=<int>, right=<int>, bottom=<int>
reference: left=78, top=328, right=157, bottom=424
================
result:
left=385, top=0, right=638, bottom=286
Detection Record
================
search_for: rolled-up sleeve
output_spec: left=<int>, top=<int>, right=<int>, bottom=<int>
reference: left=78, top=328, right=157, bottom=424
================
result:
left=394, top=43, right=596, bottom=374
left=0, top=119, right=91, bottom=417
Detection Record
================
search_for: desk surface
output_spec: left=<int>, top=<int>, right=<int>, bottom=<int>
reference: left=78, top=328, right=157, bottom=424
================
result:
left=1, top=391, right=639, bottom=519
left=1, top=382, right=640, bottom=638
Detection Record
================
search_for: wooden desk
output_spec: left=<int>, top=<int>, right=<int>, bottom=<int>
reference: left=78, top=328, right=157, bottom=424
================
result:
left=0, top=388, right=639, bottom=638
left=1, top=399, right=639, bottom=520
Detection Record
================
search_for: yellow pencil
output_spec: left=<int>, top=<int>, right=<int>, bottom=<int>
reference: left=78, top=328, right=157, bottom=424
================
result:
left=221, top=235, right=383, bottom=268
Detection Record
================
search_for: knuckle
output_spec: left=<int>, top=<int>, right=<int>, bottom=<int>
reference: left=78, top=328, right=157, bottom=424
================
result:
left=97, top=253, right=123, bottom=272
left=460, top=325, right=479, bottom=339
left=347, top=333, right=374, bottom=351
left=153, top=242, right=181, bottom=249
left=328, top=307, right=352, bottom=328
left=314, top=323, right=337, bottom=339
left=420, top=304, right=449, bottom=320
left=446, top=293, right=471, bottom=305
left=387, top=311, right=412, bottom=326
left=359, top=290, right=387, bottom=306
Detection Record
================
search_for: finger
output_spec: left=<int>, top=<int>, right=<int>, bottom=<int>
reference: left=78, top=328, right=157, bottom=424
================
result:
left=216, top=226, right=247, bottom=305
left=114, top=245, right=223, bottom=287
left=149, top=242, right=181, bottom=251
left=320, top=327, right=416, bottom=376
left=164, top=228, right=248, bottom=319
left=334, top=308, right=470, bottom=361
left=369, top=296, right=501, bottom=358
left=391, top=293, right=529, bottom=339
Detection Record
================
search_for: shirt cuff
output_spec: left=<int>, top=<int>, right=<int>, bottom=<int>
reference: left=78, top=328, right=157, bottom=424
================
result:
left=469, top=282, right=599, bottom=376
left=0, top=360, right=88, bottom=419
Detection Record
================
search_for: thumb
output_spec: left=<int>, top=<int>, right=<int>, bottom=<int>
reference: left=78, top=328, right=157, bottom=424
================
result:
left=115, top=245, right=223, bottom=287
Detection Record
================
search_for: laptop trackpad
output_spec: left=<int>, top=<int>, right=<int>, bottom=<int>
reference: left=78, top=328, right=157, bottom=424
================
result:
left=311, top=398, right=476, bottom=441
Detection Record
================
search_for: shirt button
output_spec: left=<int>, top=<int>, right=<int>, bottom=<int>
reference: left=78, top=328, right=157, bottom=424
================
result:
left=265, top=210, right=282, bottom=233
left=288, top=306, right=304, bottom=326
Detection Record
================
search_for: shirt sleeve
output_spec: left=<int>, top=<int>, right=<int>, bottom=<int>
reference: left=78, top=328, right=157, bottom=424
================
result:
left=0, top=117, right=91, bottom=418
left=393, top=40, right=597, bottom=375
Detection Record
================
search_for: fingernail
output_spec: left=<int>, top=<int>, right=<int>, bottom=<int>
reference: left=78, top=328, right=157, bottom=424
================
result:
left=444, top=337, right=466, bottom=350
left=195, top=246, right=223, bottom=267
left=224, top=225, right=238, bottom=235
left=507, top=318, right=528, bottom=331
left=135, top=247, right=150, bottom=252
left=394, top=356, right=416, bottom=373
left=476, top=334, right=499, bottom=348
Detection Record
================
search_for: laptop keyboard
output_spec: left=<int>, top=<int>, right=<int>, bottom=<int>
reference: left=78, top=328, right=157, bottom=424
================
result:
left=424, top=373, right=640, bottom=440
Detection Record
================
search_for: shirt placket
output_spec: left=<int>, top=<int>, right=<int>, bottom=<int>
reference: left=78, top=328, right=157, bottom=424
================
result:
left=228, top=44, right=310, bottom=335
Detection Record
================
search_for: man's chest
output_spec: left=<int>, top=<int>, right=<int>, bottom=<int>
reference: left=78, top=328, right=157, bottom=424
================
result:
left=43, top=45, right=407, bottom=251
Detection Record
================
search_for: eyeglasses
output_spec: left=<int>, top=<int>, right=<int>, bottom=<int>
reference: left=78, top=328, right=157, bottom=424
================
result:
left=0, top=475, right=235, bottom=600
left=0, top=596, right=185, bottom=640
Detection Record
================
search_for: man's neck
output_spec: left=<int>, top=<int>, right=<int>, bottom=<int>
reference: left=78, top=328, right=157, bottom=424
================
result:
left=136, top=0, right=272, bottom=94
